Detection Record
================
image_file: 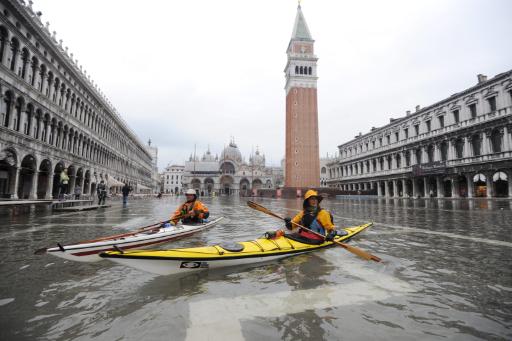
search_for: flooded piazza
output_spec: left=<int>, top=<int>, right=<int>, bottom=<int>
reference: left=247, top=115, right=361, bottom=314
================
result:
left=0, top=196, right=511, bottom=341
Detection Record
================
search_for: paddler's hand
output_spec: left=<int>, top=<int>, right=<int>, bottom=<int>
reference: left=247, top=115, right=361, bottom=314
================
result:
left=325, top=231, right=336, bottom=241
left=284, top=217, right=292, bottom=230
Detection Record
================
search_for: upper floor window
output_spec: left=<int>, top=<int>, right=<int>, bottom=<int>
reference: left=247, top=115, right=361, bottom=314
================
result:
left=469, top=103, right=477, bottom=118
left=414, top=124, right=419, bottom=136
left=395, top=132, right=399, bottom=142
left=438, top=116, right=444, bottom=129
left=415, top=149, right=422, bottom=164
left=379, top=138, right=382, bottom=147
left=404, top=128, right=409, bottom=139
left=455, top=138, right=464, bottom=158
left=365, top=143, right=368, bottom=151
left=426, top=120, right=431, bottom=132
left=440, top=141, right=448, bottom=161
left=386, top=135, right=390, bottom=145
left=491, top=129, right=502, bottom=153
left=372, top=141, right=375, bottom=149
left=471, top=134, right=481, bottom=156
left=487, top=96, right=497, bottom=112
left=427, top=144, right=435, bottom=163
left=453, top=110, right=460, bottom=123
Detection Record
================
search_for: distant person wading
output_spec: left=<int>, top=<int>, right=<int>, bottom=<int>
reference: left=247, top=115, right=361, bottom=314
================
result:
left=121, top=183, right=132, bottom=206
left=59, top=168, right=69, bottom=200
left=97, top=180, right=107, bottom=206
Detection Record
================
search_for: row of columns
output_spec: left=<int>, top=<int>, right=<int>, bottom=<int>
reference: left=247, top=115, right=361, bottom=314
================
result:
left=370, top=171, right=512, bottom=198
left=330, top=125, right=511, bottom=179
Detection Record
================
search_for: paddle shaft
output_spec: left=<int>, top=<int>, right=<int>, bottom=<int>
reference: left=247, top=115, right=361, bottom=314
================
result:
left=247, top=201, right=381, bottom=262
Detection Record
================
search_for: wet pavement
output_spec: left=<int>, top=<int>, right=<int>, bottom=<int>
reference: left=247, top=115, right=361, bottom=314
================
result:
left=0, top=196, right=511, bottom=340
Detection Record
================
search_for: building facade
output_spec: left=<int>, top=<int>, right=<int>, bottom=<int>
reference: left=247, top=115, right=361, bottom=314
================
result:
left=146, top=139, right=160, bottom=194
left=182, top=141, right=283, bottom=196
left=160, top=164, right=184, bottom=195
left=0, top=0, right=153, bottom=199
left=327, top=71, right=512, bottom=198
left=284, top=4, right=320, bottom=188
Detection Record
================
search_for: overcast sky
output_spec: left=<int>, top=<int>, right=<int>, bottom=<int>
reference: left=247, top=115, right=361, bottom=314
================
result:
left=36, top=0, right=512, bottom=169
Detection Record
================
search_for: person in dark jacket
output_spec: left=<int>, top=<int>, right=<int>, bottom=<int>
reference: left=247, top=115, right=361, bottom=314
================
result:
left=97, top=180, right=107, bottom=206
left=121, top=183, right=132, bottom=206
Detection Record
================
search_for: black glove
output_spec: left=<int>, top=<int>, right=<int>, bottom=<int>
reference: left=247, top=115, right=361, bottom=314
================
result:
left=284, top=217, right=292, bottom=230
left=325, top=230, right=337, bottom=241
left=264, top=231, right=277, bottom=239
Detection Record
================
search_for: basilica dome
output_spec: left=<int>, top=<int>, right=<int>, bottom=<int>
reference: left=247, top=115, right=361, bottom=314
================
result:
left=221, top=141, right=242, bottom=163
left=250, top=149, right=265, bottom=167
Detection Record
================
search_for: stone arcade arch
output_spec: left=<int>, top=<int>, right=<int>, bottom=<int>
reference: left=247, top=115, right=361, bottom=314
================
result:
left=0, top=148, right=18, bottom=198
left=239, top=178, right=250, bottom=196
left=220, top=175, right=234, bottom=196
left=52, top=162, right=65, bottom=197
left=84, top=170, right=91, bottom=195
left=17, top=154, right=37, bottom=199
left=37, top=159, right=52, bottom=199
left=473, top=173, right=487, bottom=197
left=493, top=171, right=508, bottom=197
left=204, top=178, right=214, bottom=195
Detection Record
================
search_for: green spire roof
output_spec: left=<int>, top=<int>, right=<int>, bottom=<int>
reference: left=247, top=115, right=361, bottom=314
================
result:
left=291, top=4, right=312, bottom=40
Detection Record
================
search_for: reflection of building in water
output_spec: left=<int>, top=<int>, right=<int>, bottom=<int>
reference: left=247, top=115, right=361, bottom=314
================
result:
left=160, top=164, right=184, bottom=194
left=181, top=140, right=283, bottom=196
left=327, top=71, right=512, bottom=198
left=0, top=1, right=153, bottom=199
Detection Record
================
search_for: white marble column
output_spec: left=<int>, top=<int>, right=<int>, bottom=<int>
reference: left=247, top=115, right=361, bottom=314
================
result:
left=29, top=171, right=38, bottom=199
left=436, top=176, right=444, bottom=198
left=466, top=174, right=474, bottom=198
left=412, top=178, right=418, bottom=197
left=45, top=171, right=54, bottom=199
left=10, top=168, right=20, bottom=199
left=485, top=172, right=494, bottom=197
left=507, top=170, right=512, bottom=198
left=463, top=136, right=472, bottom=158
left=377, top=181, right=382, bottom=196
left=393, top=179, right=399, bottom=198
left=505, top=125, right=512, bottom=152
left=451, top=177, right=460, bottom=198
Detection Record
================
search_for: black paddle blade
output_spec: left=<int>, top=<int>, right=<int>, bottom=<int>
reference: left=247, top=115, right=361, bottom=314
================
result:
left=34, top=247, right=47, bottom=255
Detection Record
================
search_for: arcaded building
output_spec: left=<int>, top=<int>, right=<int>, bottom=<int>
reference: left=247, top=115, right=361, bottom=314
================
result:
left=327, top=71, right=512, bottom=198
left=0, top=0, right=153, bottom=199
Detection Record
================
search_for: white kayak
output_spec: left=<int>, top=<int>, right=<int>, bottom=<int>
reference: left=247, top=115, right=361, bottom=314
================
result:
left=43, top=217, right=223, bottom=263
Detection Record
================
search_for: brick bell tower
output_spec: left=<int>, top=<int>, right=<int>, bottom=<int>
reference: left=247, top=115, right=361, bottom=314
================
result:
left=284, top=3, right=320, bottom=188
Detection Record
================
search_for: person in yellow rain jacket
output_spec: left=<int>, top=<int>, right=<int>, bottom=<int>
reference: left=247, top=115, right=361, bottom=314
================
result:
left=284, top=189, right=347, bottom=242
left=171, top=189, right=209, bottom=225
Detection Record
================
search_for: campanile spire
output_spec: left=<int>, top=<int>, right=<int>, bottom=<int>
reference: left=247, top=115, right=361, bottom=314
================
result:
left=284, top=3, right=320, bottom=188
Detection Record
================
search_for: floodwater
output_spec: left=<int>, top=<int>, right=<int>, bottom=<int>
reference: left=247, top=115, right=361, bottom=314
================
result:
left=0, top=196, right=511, bottom=340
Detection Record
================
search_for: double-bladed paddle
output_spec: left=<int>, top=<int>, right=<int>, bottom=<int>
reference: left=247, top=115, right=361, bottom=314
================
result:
left=247, top=201, right=381, bottom=262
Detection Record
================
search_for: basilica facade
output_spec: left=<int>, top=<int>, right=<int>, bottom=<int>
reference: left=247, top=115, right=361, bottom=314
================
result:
left=182, top=141, right=283, bottom=196
left=0, top=0, right=153, bottom=199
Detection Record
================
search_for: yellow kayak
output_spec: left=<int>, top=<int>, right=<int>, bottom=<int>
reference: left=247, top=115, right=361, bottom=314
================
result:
left=100, top=222, right=373, bottom=276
